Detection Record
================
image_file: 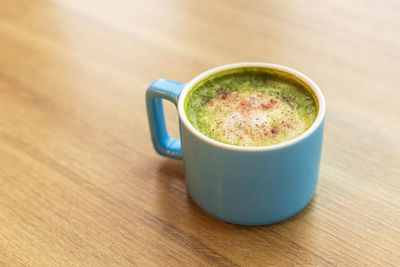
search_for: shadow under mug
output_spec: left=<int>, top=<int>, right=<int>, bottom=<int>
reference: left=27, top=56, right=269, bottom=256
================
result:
left=146, top=62, right=325, bottom=225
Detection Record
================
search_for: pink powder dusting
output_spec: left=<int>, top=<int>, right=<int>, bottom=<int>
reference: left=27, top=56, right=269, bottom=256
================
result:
left=201, top=90, right=304, bottom=146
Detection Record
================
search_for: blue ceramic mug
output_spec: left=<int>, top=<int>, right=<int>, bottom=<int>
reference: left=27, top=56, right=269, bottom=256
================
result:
left=146, top=62, right=325, bottom=225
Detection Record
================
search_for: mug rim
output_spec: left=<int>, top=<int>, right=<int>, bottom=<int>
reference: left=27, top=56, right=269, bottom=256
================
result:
left=178, top=62, right=326, bottom=151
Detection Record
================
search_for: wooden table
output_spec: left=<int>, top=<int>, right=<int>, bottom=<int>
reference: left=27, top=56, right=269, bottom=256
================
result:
left=1, top=0, right=399, bottom=265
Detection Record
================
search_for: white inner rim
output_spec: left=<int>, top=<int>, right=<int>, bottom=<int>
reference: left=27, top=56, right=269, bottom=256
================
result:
left=178, top=62, right=326, bottom=151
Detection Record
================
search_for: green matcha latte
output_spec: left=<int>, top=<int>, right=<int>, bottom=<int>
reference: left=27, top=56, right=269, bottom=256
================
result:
left=185, top=68, right=318, bottom=147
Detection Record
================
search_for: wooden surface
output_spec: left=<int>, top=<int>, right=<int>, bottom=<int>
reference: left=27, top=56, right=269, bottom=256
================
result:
left=0, top=0, right=399, bottom=265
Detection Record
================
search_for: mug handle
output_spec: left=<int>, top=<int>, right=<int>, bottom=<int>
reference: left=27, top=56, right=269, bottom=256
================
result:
left=146, top=79, right=186, bottom=160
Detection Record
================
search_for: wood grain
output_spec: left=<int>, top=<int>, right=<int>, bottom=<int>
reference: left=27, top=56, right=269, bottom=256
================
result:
left=0, top=0, right=399, bottom=265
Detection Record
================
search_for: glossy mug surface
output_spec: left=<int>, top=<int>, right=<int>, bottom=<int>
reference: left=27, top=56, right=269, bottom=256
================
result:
left=146, top=63, right=325, bottom=225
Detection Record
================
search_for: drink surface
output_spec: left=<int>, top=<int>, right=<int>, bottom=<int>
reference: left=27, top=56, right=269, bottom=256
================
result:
left=185, top=68, right=318, bottom=147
